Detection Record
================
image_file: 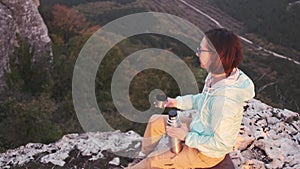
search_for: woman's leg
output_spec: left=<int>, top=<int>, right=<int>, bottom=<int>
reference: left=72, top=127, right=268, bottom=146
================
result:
left=141, top=114, right=168, bottom=155
left=129, top=145, right=225, bottom=169
left=125, top=114, right=168, bottom=169
left=127, top=113, right=193, bottom=169
left=141, top=112, right=194, bottom=155
left=127, top=112, right=224, bottom=169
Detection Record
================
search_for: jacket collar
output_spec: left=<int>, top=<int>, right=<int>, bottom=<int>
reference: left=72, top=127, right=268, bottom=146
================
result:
left=203, top=68, right=239, bottom=91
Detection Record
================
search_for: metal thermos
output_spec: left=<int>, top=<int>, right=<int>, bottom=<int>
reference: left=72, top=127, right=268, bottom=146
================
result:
left=167, top=109, right=183, bottom=154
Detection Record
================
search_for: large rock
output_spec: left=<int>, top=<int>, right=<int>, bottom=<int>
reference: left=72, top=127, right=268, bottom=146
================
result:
left=0, top=99, right=299, bottom=169
left=0, top=0, right=51, bottom=88
left=0, top=131, right=142, bottom=169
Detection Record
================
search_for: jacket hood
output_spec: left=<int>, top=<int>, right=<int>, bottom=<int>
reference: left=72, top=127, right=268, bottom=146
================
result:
left=204, top=68, right=255, bottom=102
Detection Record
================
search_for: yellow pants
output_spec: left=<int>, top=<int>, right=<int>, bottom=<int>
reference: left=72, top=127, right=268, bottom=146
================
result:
left=126, top=114, right=225, bottom=169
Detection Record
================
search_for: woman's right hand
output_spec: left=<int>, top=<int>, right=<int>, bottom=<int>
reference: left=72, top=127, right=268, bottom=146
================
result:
left=165, top=97, right=177, bottom=108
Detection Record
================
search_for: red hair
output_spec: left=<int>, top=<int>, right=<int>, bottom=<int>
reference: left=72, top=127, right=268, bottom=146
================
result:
left=205, top=28, right=243, bottom=77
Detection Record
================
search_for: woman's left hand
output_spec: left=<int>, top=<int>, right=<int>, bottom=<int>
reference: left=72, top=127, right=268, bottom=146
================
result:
left=166, top=123, right=189, bottom=141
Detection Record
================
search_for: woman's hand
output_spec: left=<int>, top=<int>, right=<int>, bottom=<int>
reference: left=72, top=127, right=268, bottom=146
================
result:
left=165, top=97, right=177, bottom=108
left=166, top=123, right=189, bottom=141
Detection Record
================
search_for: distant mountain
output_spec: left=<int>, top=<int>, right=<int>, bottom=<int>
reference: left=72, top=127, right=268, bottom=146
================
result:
left=0, top=99, right=299, bottom=169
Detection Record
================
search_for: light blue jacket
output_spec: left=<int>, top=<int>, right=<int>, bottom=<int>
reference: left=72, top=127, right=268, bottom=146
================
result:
left=176, top=68, right=255, bottom=158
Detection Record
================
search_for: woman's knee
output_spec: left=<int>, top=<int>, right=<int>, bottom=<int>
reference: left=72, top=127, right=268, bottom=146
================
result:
left=149, top=114, right=167, bottom=124
left=146, top=115, right=167, bottom=131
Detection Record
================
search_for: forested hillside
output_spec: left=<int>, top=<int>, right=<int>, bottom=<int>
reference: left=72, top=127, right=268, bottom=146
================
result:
left=213, top=0, right=300, bottom=57
left=0, top=0, right=204, bottom=152
left=0, top=0, right=299, bottom=153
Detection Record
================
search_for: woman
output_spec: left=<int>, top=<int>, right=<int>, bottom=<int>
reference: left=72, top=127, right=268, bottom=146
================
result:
left=126, top=28, right=255, bottom=169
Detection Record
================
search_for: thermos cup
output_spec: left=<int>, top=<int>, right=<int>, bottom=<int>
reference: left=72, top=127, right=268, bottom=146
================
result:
left=154, top=94, right=167, bottom=109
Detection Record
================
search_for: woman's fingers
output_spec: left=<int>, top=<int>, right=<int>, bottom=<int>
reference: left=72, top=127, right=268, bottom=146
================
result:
left=166, top=126, right=179, bottom=136
left=166, top=126, right=175, bottom=136
left=165, top=98, right=171, bottom=107
left=166, top=126, right=187, bottom=141
left=181, top=123, right=188, bottom=131
left=166, top=126, right=171, bottom=131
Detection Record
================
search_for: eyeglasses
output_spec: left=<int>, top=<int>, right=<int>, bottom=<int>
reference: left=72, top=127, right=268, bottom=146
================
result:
left=196, top=47, right=215, bottom=56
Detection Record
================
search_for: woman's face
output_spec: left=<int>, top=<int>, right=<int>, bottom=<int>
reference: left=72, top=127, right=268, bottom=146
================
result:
left=196, top=38, right=213, bottom=70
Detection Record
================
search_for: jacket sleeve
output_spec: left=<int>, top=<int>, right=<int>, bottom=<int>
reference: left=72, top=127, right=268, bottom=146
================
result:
left=175, top=93, right=203, bottom=110
left=184, top=97, right=242, bottom=155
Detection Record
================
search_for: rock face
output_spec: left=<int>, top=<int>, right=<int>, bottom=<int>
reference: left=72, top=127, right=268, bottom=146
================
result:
left=0, top=99, right=299, bottom=169
left=0, top=131, right=141, bottom=169
left=232, top=99, right=300, bottom=169
left=0, top=0, right=51, bottom=88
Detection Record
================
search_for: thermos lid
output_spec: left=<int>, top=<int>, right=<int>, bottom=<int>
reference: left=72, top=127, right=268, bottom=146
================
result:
left=156, top=94, right=167, bottom=101
left=168, top=110, right=177, bottom=117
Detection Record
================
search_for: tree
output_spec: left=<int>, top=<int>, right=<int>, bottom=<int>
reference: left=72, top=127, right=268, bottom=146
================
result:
left=0, top=93, right=62, bottom=152
left=51, top=4, right=88, bottom=43
left=4, top=35, right=51, bottom=94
